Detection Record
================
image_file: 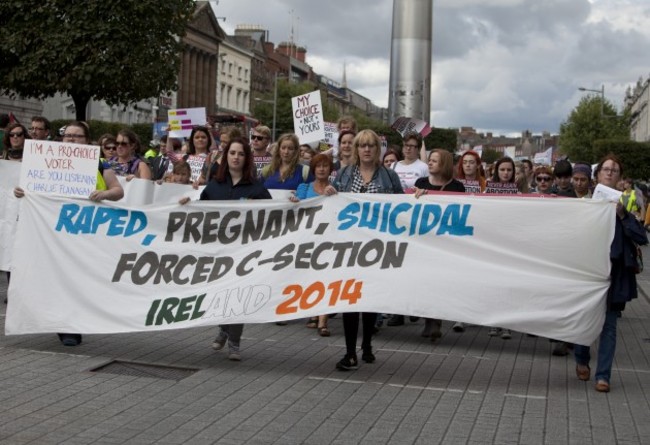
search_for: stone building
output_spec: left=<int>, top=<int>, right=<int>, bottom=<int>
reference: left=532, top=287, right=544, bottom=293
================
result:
left=625, top=75, right=650, bottom=142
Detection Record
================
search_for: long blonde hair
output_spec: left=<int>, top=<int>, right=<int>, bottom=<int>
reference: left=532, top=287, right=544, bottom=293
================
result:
left=264, top=133, right=300, bottom=180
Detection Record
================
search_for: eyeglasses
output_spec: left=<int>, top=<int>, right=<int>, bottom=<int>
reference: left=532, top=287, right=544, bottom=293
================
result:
left=9, top=132, right=24, bottom=138
left=116, top=141, right=130, bottom=146
left=63, top=134, right=86, bottom=139
left=29, top=127, right=46, bottom=132
left=403, top=144, right=418, bottom=149
left=103, top=145, right=117, bottom=151
left=251, top=135, right=267, bottom=141
left=536, top=176, right=552, bottom=182
left=601, top=167, right=620, bottom=174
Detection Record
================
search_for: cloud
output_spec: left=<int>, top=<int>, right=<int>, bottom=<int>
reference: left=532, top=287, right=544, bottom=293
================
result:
left=215, top=0, right=650, bottom=134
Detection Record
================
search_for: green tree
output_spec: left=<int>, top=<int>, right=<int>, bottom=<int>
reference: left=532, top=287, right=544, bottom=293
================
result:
left=0, top=1, right=195, bottom=121
left=252, top=80, right=340, bottom=139
left=559, top=95, right=630, bottom=163
left=481, top=148, right=501, bottom=164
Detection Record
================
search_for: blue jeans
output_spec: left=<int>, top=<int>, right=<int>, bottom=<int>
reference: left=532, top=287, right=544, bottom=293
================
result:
left=574, top=310, right=619, bottom=383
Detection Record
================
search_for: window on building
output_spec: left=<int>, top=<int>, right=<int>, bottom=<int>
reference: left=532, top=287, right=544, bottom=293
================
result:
left=228, top=63, right=233, bottom=77
left=236, top=89, right=242, bottom=111
left=238, top=67, right=242, bottom=80
left=244, top=69, right=249, bottom=83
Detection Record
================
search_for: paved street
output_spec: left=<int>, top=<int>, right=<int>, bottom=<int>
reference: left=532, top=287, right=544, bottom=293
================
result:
left=1, top=249, right=650, bottom=445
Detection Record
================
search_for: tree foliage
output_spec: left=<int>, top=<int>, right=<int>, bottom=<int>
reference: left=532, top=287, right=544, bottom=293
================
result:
left=592, top=139, right=650, bottom=180
left=252, top=80, right=340, bottom=138
left=559, top=95, right=630, bottom=163
left=0, top=0, right=195, bottom=121
left=480, top=148, right=501, bottom=164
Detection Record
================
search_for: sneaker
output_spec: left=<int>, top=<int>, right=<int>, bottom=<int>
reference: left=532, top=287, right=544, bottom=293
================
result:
left=452, top=322, right=465, bottom=333
left=212, top=335, right=227, bottom=351
left=361, top=350, right=375, bottom=363
left=387, top=315, right=405, bottom=326
left=228, top=351, right=241, bottom=361
left=501, top=329, right=512, bottom=340
left=488, top=327, right=499, bottom=337
left=336, top=355, right=358, bottom=371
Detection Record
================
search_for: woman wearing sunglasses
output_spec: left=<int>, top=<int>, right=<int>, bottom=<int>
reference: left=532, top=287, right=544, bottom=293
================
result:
left=533, top=166, right=554, bottom=195
left=2, top=123, right=31, bottom=161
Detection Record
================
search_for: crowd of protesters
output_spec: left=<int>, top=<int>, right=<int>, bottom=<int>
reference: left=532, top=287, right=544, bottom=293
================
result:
left=1, top=113, right=648, bottom=392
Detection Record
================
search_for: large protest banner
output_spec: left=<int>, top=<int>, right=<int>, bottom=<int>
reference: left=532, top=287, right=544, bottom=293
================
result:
left=0, top=161, right=21, bottom=270
left=292, top=90, right=325, bottom=143
left=6, top=193, right=615, bottom=345
left=20, top=140, right=100, bottom=197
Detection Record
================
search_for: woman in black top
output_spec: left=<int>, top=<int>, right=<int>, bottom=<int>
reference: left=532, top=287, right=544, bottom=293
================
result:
left=413, top=149, right=465, bottom=341
left=198, top=137, right=271, bottom=360
left=414, top=149, right=465, bottom=195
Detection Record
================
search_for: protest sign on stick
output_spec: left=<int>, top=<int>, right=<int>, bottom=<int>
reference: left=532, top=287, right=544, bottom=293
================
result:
left=168, top=107, right=206, bottom=138
left=292, top=91, right=325, bottom=144
left=391, top=117, right=432, bottom=138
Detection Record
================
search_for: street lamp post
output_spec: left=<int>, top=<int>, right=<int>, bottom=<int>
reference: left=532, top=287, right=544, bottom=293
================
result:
left=578, top=85, right=605, bottom=117
left=254, top=72, right=279, bottom=141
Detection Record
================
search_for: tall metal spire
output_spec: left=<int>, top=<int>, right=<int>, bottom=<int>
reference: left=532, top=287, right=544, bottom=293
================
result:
left=388, top=0, right=433, bottom=124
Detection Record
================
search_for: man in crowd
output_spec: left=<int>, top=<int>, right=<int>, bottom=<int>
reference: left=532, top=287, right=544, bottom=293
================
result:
left=29, top=116, right=51, bottom=141
left=251, top=125, right=273, bottom=177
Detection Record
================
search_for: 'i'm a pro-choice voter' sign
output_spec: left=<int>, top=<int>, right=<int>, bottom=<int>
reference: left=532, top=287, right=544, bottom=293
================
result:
left=292, top=90, right=325, bottom=144
left=20, top=140, right=100, bottom=197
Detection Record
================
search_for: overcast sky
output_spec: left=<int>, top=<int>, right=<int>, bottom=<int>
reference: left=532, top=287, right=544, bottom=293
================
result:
left=214, top=0, right=650, bottom=136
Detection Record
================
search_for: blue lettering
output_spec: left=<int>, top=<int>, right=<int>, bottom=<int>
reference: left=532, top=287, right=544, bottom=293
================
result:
left=380, top=203, right=392, bottom=232
left=77, top=206, right=95, bottom=233
left=106, top=209, right=128, bottom=236
left=409, top=203, right=422, bottom=236
left=418, top=205, right=442, bottom=235
left=53, top=204, right=149, bottom=237
left=388, top=203, right=410, bottom=235
left=359, top=202, right=380, bottom=230
left=55, top=203, right=81, bottom=233
left=91, top=207, right=114, bottom=234
left=125, top=211, right=147, bottom=237
left=337, top=203, right=360, bottom=231
left=437, top=204, right=474, bottom=236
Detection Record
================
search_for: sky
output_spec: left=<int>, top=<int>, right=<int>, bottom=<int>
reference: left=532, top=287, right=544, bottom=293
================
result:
left=213, top=0, right=650, bottom=136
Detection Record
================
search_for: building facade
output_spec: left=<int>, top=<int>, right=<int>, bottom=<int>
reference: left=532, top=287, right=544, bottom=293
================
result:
left=626, top=76, right=650, bottom=142
left=216, top=38, right=253, bottom=115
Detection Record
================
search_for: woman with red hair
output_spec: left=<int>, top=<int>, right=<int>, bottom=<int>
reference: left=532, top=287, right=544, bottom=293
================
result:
left=456, top=150, right=485, bottom=193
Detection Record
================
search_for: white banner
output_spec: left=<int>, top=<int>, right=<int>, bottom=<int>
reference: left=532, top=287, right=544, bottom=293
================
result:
left=0, top=161, right=21, bottom=270
left=6, top=193, right=615, bottom=345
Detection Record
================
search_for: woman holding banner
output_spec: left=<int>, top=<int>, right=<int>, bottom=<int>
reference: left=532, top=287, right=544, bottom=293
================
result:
left=332, top=129, right=403, bottom=371
left=14, top=121, right=124, bottom=346
left=189, top=137, right=271, bottom=361
left=486, top=156, right=518, bottom=339
left=574, top=154, right=647, bottom=392
left=261, top=133, right=313, bottom=191
left=2, top=123, right=31, bottom=301
left=290, top=153, right=337, bottom=336
left=413, top=149, right=465, bottom=340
